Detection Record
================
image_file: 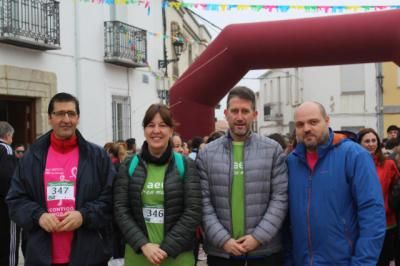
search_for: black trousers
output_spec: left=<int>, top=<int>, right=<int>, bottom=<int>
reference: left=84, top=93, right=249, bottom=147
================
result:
left=51, top=263, right=108, bottom=266
left=0, top=205, right=20, bottom=266
left=378, top=227, right=398, bottom=266
left=112, top=222, right=125, bottom=259
left=207, top=252, right=283, bottom=266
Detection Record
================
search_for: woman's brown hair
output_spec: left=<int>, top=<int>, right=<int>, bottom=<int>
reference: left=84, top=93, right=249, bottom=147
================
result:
left=142, top=104, right=175, bottom=129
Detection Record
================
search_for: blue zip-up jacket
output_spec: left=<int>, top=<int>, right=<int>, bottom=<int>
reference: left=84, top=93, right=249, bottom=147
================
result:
left=286, top=129, right=385, bottom=265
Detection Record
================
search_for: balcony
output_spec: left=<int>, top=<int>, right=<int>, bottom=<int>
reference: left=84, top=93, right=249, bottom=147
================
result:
left=0, top=0, right=60, bottom=50
left=104, top=21, right=147, bottom=68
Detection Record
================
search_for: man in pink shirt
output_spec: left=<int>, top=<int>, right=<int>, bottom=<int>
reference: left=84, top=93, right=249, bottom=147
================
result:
left=7, top=93, right=115, bottom=266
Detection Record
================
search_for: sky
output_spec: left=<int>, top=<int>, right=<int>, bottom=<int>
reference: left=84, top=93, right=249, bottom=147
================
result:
left=181, top=0, right=400, bottom=118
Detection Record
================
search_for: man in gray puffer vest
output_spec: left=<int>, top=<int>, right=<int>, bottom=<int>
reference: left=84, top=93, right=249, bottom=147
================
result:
left=197, top=86, right=288, bottom=266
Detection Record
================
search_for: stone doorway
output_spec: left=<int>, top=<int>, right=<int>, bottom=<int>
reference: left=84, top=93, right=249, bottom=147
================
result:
left=0, top=65, right=57, bottom=144
left=0, top=95, right=36, bottom=145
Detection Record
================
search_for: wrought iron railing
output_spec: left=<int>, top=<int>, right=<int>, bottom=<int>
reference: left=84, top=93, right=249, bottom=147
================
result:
left=104, top=21, right=147, bottom=68
left=0, top=0, right=60, bottom=50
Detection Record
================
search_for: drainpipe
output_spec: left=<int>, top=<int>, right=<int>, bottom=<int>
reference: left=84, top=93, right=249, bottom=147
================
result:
left=376, top=63, right=384, bottom=137
left=162, top=0, right=168, bottom=78
left=73, top=2, right=81, bottom=101
left=161, top=0, right=169, bottom=103
left=127, top=67, right=132, bottom=137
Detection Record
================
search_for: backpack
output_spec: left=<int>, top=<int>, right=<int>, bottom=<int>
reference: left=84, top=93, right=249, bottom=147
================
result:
left=389, top=178, right=400, bottom=212
left=128, top=152, right=186, bottom=179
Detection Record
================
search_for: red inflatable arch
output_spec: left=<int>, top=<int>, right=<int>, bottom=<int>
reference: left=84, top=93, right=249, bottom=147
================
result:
left=169, top=10, right=400, bottom=140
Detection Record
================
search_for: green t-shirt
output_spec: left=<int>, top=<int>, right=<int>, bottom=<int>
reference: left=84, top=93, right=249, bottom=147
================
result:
left=231, top=142, right=245, bottom=239
left=125, top=163, right=194, bottom=266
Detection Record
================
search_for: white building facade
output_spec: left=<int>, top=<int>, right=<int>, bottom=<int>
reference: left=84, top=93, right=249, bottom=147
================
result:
left=0, top=0, right=210, bottom=146
left=257, top=63, right=380, bottom=137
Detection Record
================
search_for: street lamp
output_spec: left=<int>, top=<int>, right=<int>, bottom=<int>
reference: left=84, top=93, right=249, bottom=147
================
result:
left=158, top=38, right=185, bottom=69
left=172, top=38, right=184, bottom=58
left=158, top=21, right=185, bottom=69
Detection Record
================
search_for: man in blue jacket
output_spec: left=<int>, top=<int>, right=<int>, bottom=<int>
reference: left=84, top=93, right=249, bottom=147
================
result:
left=286, top=101, right=385, bottom=265
left=7, top=93, right=115, bottom=266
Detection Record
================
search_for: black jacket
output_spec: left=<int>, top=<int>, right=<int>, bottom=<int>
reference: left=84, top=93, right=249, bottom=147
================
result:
left=6, top=130, right=115, bottom=266
left=0, top=140, right=16, bottom=200
left=113, top=153, right=201, bottom=258
left=0, top=140, right=16, bottom=235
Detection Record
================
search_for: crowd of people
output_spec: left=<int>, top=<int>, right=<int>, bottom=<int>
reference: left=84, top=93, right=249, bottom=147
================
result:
left=0, top=88, right=399, bottom=265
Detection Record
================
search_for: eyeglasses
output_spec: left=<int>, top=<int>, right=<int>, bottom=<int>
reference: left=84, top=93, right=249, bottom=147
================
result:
left=52, top=111, right=78, bottom=119
left=15, top=150, right=24, bottom=154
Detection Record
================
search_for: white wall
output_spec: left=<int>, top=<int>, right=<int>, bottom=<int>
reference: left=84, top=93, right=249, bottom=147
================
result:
left=302, top=64, right=377, bottom=131
left=0, top=1, right=165, bottom=146
left=257, top=63, right=379, bottom=137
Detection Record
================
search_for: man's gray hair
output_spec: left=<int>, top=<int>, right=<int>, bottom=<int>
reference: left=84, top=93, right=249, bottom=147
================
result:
left=0, top=121, right=14, bottom=139
left=227, top=86, right=256, bottom=110
left=314, top=101, right=328, bottom=118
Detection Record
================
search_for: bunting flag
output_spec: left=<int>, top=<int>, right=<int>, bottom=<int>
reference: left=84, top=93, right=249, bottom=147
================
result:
left=86, top=0, right=148, bottom=5
left=146, top=31, right=202, bottom=46
left=167, top=2, right=400, bottom=13
left=83, top=0, right=400, bottom=14
left=80, top=0, right=151, bottom=14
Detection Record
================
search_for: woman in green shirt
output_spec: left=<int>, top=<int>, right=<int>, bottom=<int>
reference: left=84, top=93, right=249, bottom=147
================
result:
left=113, top=104, right=201, bottom=266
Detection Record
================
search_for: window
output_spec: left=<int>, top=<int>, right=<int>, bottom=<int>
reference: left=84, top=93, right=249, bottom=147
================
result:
left=264, top=105, right=271, bottom=121
left=142, top=74, right=149, bottom=84
left=340, top=64, right=365, bottom=94
left=112, top=96, right=131, bottom=141
left=341, top=126, right=363, bottom=133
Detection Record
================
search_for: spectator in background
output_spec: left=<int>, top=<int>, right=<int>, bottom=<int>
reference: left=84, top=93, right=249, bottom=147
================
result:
left=383, top=138, right=400, bottom=157
left=104, top=142, right=113, bottom=153
left=206, top=131, right=225, bottom=144
left=13, top=143, right=25, bottom=160
left=126, top=138, right=136, bottom=156
left=268, top=133, right=287, bottom=151
left=387, top=125, right=399, bottom=141
left=188, top=136, right=203, bottom=160
left=172, top=133, right=184, bottom=154
left=109, top=142, right=128, bottom=266
left=285, top=130, right=297, bottom=154
left=390, top=146, right=400, bottom=171
left=0, top=121, right=18, bottom=266
left=182, top=142, right=190, bottom=156
left=117, top=142, right=128, bottom=163
left=12, top=143, right=26, bottom=257
left=107, top=143, right=120, bottom=165
left=358, top=128, right=400, bottom=266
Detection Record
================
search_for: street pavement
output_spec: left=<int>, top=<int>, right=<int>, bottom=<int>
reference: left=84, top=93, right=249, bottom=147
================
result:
left=17, top=250, right=208, bottom=266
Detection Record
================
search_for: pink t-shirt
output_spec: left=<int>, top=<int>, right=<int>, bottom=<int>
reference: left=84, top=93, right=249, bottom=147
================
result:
left=306, top=151, right=318, bottom=172
left=44, top=145, right=79, bottom=264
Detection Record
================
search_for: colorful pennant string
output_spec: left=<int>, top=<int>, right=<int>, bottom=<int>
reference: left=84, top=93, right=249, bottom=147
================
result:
left=81, top=0, right=151, bottom=15
left=168, top=2, right=400, bottom=13
left=82, top=0, right=400, bottom=14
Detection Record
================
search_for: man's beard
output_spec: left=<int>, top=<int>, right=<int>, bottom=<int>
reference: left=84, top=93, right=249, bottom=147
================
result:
left=303, top=130, right=329, bottom=151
